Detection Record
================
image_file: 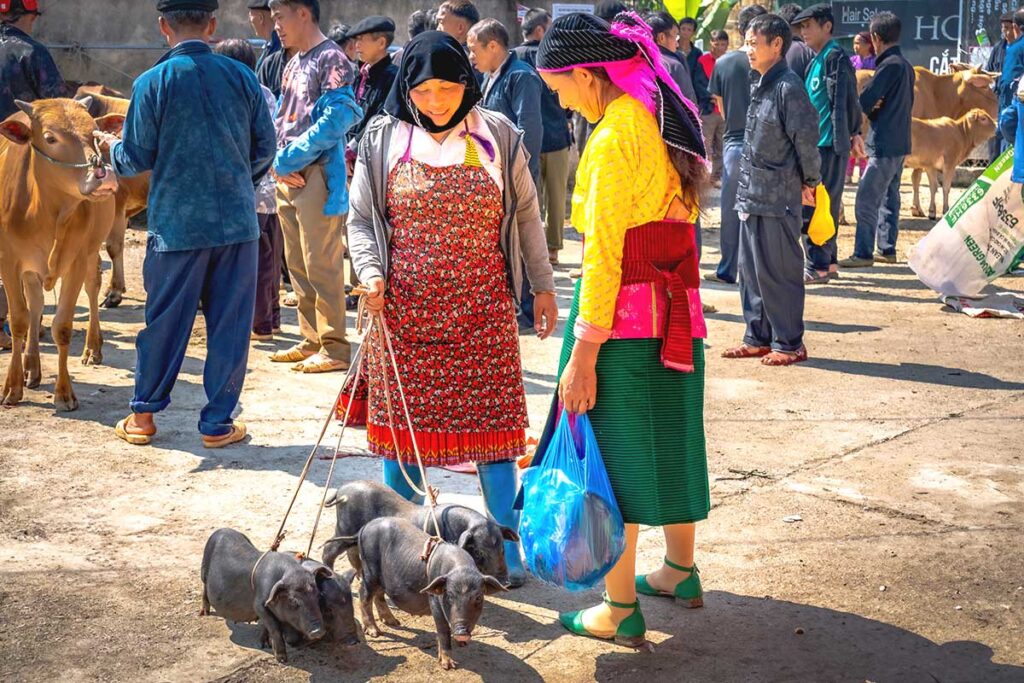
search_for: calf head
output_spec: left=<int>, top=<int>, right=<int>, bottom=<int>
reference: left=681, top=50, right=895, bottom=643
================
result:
left=457, top=522, right=519, bottom=585
left=421, top=566, right=507, bottom=645
left=265, top=566, right=326, bottom=642
left=963, top=108, right=998, bottom=145
left=0, top=97, right=122, bottom=200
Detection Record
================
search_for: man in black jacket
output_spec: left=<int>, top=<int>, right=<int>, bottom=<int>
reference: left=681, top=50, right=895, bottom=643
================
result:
left=345, top=16, right=398, bottom=163
left=0, top=0, right=64, bottom=120
left=727, top=13, right=820, bottom=367
left=793, top=3, right=863, bottom=282
left=840, top=12, right=914, bottom=267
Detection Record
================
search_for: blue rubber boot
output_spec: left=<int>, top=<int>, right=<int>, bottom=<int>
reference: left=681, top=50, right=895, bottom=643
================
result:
left=477, top=460, right=528, bottom=588
left=382, top=459, right=425, bottom=505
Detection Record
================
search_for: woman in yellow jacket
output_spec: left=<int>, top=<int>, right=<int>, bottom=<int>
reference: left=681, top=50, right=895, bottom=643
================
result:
left=531, top=11, right=711, bottom=645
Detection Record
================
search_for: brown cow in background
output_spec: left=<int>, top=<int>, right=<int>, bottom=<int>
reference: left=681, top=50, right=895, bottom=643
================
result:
left=855, top=66, right=998, bottom=121
left=907, top=109, right=997, bottom=219
left=76, top=86, right=150, bottom=309
left=0, top=97, right=123, bottom=410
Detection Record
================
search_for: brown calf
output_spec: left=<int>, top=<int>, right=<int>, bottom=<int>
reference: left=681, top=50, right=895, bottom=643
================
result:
left=76, top=87, right=150, bottom=309
left=0, top=98, right=123, bottom=410
left=906, top=109, right=997, bottom=219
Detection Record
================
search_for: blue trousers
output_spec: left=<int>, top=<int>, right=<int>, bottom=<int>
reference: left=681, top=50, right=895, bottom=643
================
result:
left=715, top=140, right=743, bottom=283
left=738, top=212, right=805, bottom=352
left=803, top=146, right=848, bottom=271
left=853, top=155, right=905, bottom=259
left=130, top=238, right=258, bottom=436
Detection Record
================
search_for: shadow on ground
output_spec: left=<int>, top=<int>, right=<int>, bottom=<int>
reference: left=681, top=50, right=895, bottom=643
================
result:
left=590, top=591, right=1023, bottom=683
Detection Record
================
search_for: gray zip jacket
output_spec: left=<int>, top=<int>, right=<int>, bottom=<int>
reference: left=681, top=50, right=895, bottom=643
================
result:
left=347, top=108, right=555, bottom=303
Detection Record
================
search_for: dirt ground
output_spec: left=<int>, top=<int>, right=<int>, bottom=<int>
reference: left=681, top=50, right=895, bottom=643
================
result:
left=2, top=178, right=1023, bottom=683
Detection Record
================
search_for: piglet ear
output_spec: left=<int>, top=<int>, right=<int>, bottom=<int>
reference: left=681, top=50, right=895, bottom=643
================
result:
left=339, top=568, right=357, bottom=586
left=482, top=576, right=509, bottom=595
left=94, top=113, right=125, bottom=136
left=456, top=530, right=473, bottom=550
left=499, top=526, right=520, bottom=543
left=0, top=114, right=31, bottom=145
left=312, top=565, right=334, bottom=581
left=264, top=579, right=286, bottom=607
left=420, top=575, right=448, bottom=596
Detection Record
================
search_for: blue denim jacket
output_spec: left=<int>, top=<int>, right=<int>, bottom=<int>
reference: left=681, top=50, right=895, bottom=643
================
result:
left=273, top=85, right=362, bottom=217
left=999, top=101, right=1024, bottom=183
left=111, top=41, right=277, bottom=252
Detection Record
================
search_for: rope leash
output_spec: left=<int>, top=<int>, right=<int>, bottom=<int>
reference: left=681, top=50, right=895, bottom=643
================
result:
left=268, top=286, right=445, bottom=558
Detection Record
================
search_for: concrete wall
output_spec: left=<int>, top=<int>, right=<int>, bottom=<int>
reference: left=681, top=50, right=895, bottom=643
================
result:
left=34, top=0, right=519, bottom=93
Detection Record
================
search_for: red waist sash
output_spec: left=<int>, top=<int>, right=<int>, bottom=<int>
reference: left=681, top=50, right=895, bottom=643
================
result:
left=619, top=220, right=700, bottom=372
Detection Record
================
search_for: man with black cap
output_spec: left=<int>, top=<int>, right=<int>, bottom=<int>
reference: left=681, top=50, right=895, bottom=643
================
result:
left=792, top=3, right=862, bottom=283
left=96, top=0, right=277, bottom=448
left=344, top=16, right=398, bottom=162
left=247, top=0, right=281, bottom=72
left=0, top=0, right=65, bottom=120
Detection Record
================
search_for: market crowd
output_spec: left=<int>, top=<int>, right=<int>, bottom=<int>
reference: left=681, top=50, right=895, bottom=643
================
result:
left=2, top=0, right=1019, bottom=647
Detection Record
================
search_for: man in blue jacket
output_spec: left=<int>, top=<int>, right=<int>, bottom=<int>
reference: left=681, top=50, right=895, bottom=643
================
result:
left=268, top=0, right=362, bottom=374
left=998, top=11, right=1024, bottom=154
left=840, top=11, right=914, bottom=268
left=99, top=0, right=277, bottom=448
left=469, top=17, right=544, bottom=331
left=469, top=18, right=543, bottom=185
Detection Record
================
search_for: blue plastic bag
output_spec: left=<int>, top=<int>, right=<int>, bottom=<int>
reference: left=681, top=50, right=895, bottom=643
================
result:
left=519, top=411, right=626, bottom=591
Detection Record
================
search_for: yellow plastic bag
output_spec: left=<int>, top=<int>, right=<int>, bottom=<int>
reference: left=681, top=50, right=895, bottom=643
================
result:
left=807, top=184, right=836, bottom=246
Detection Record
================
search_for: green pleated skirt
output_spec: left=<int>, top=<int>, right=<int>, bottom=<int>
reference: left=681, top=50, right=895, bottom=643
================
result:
left=540, top=282, right=710, bottom=526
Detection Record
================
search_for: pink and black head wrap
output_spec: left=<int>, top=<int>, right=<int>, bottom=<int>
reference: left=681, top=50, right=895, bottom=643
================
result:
left=536, top=11, right=707, bottom=163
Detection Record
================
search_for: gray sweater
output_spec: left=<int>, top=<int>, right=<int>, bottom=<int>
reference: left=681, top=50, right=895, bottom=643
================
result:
left=347, top=108, right=555, bottom=304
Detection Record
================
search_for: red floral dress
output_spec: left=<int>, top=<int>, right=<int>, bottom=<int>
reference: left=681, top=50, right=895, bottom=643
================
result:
left=363, top=128, right=528, bottom=466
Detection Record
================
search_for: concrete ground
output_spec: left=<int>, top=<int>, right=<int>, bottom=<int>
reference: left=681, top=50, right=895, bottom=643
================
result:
left=1, top=178, right=1022, bottom=682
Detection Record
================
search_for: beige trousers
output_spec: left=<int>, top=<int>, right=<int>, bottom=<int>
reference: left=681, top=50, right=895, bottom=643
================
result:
left=701, top=111, right=725, bottom=179
left=276, top=165, right=351, bottom=362
left=539, top=148, right=570, bottom=251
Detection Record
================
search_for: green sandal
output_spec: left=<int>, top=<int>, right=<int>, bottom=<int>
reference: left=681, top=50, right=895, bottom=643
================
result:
left=635, top=558, right=704, bottom=608
left=559, top=593, right=647, bottom=648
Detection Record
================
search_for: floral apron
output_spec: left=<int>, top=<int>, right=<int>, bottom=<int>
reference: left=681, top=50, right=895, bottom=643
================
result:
left=365, top=124, right=528, bottom=466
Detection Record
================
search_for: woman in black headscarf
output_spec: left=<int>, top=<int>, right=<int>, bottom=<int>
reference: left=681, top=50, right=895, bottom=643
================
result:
left=526, top=11, right=710, bottom=646
left=345, top=31, right=557, bottom=591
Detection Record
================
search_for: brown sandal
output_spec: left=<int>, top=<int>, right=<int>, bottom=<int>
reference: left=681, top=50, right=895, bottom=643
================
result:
left=202, top=422, right=247, bottom=449
left=270, top=346, right=314, bottom=363
left=291, top=354, right=349, bottom=374
left=722, top=344, right=771, bottom=359
left=115, top=416, right=155, bottom=445
left=761, top=346, right=808, bottom=366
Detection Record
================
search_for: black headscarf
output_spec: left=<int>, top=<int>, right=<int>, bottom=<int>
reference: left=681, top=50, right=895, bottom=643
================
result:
left=537, top=12, right=706, bottom=163
left=382, top=31, right=482, bottom=134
